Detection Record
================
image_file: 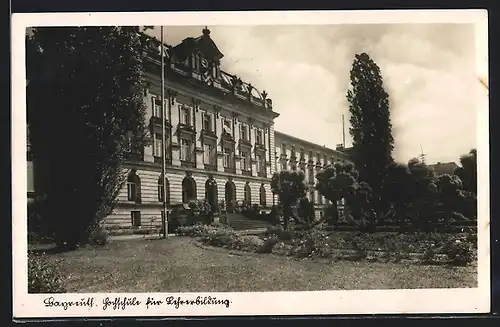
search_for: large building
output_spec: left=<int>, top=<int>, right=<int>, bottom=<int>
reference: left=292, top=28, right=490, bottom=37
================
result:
left=26, top=27, right=351, bottom=231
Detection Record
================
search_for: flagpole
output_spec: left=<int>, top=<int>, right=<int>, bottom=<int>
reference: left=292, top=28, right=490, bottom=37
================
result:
left=160, top=26, right=168, bottom=239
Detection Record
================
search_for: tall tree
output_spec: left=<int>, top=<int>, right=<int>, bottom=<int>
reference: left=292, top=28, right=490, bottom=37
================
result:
left=347, top=53, right=395, bottom=219
left=454, top=148, right=477, bottom=194
left=27, top=27, right=151, bottom=248
left=270, top=171, right=307, bottom=230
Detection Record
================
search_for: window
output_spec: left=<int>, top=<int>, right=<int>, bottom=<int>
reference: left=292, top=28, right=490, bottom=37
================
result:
left=310, top=190, right=315, bottom=204
left=317, top=192, right=323, bottom=205
left=240, top=124, right=248, bottom=141
left=204, top=144, right=214, bottom=165
left=256, top=129, right=263, bottom=145
left=180, top=138, right=192, bottom=161
left=153, top=133, right=163, bottom=157
left=291, top=146, right=296, bottom=159
left=127, top=171, right=141, bottom=203
left=241, top=151, right=250, bottom=171
left=259, top=184, right=266, bottom=206
left=256, top=154, right=265, bottom=173
left=126, top=131, right=141, bottom=154
left=203, top=112, right=212, bottom=131
left=281, top=143, right=286, bottom=156
left=223, top=118, right=232, bottom=133
left=181, top=106, right=191, bottom=125
left=300, top=148, right=305, bottom=160
left=317, top=153, right=321, bottom=163
left=131, top=211, right=141, bottom=227
left=152, top=97, right=163, bottom=118
left=223, top=147, right=233, bottom=168
left=324, top=154, right=328, bottom=166
left=157, top=176, right=170, bottom=204
left=308, top=167, right=314, bottom=182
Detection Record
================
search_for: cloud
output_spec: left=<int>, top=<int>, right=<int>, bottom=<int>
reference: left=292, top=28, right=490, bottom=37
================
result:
left=151, top=23, right=478, bottom=165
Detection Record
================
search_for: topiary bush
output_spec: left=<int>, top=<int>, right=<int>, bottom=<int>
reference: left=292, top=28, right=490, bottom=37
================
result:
left=28, top=253, right=66, bottom=293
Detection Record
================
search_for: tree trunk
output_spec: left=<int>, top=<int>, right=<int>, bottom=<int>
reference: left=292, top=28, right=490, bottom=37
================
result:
left=329, top=200, right=339, bottom=226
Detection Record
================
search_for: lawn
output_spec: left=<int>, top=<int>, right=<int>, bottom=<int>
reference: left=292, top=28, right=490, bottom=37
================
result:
left=33, top=236, right=477, bottom=293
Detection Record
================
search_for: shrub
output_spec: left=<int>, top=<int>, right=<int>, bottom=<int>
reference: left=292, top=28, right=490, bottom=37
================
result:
left=28, top=253, right=66, bottom=293
left=265, top=225, right=284, bottom=237
left=88, top=225, right=109, bottom=246
left=233, top=235, right=264, bottom=252
left=446, top=239, right=475, bottom=266
left=257, top=235, right=279, bottom=253
left=291, top=229, right=332, bottom=258
left=421, top=246, right=437, bottom=264
left=176, top=222, right=218, bottom=238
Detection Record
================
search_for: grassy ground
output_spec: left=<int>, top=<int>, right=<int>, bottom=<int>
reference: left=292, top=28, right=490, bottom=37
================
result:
left=33, top=236, right=477, bottom=293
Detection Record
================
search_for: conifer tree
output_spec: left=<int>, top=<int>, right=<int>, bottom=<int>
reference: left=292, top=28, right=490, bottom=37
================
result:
left=347, top=53, right=395, bottom=220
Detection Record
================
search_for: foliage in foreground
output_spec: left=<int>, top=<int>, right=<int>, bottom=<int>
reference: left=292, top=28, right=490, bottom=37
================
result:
left=27, top=27, right=152, bottom=248
left=28, top=253, right=66, bottom=293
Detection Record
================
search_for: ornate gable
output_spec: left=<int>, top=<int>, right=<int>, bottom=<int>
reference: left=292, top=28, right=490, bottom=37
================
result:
left=171, top=27, right=224, bottom=63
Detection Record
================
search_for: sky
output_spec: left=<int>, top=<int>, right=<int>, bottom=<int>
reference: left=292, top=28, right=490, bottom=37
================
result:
left=146, top=24, right=481, bottom=165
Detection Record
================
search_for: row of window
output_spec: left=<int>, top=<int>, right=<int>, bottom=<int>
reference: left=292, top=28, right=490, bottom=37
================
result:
left=126, top=171, right=268, bottom=206
left=280, top=144, right=335, bottom=165
left=151, top=133, right=266, bottom=171
left=152, top=97, right=266, bottom=144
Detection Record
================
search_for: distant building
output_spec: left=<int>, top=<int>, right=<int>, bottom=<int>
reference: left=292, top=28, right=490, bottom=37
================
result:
left=274, top=132, right=352, bottom=219
left=428, top=162, right=459, bottom=176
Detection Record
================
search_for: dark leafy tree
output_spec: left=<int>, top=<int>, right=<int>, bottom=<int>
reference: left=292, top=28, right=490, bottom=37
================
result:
left=316, top=162, right=360, bottom=225
left=384, top=162, right=413, bottom=224
left=454, top=148, right=477, bottom=194
left=347, top=53, right=395, bottom=220
left=270, top=171, right=307, bottom=230
left=406, top=158, right=439, bottom=229
left=297, top=197, right=315, bottom=226
left=26, top=27, right=152, bottom=249
left=435, top=174, right=464, bottom=223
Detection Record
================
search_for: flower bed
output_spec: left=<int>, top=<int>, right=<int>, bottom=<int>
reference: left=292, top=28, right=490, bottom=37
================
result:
left=176, top=223, right=476, bottom=266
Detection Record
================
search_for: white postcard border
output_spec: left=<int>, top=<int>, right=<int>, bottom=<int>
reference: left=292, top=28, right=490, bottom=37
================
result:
left=12, top=10, right=490, bottom=318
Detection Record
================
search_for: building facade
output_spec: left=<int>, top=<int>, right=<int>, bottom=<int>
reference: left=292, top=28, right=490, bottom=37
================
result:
left=274, top=132, right=351, bottom=220
left=26, top=27, right=352, bottom=231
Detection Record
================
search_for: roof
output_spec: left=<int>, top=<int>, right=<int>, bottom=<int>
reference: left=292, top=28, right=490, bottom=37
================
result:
left=171, top=27, right=224, bottom=62
left=274, top=130, right=350, bottom=159
left=428, top=162, right=459, bottom=175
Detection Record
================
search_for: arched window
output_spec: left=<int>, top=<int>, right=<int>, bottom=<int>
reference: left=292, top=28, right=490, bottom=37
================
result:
left=158, top=175, right=170, bottom=204
left=182, top=176, right=197, bottom=203
left=259, top=184, right=266, bottom=207
left=127, top=170, right=141, bottom=203
left=244, top=182, right=251, bottom=204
